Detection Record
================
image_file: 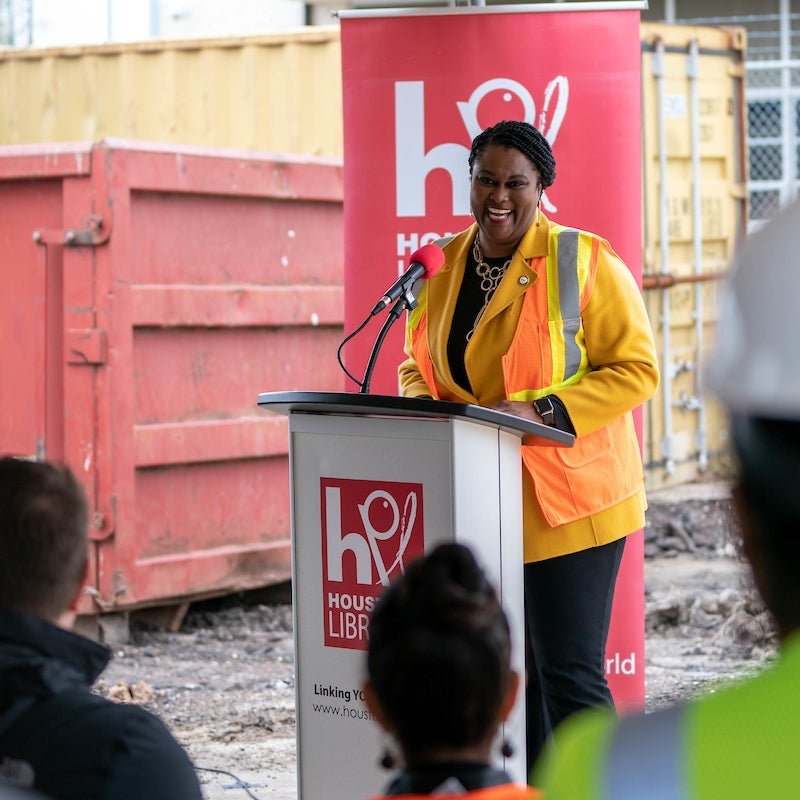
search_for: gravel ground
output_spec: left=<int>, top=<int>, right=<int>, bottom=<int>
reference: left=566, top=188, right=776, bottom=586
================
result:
left=97, top=481, right=778, bottom=800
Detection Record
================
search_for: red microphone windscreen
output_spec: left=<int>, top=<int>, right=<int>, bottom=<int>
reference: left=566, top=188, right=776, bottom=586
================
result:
left=409, top=243, right=445, bottom=278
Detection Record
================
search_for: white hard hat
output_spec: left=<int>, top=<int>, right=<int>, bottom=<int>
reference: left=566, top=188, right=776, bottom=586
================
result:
left=706, top=198, right=800, bottom=418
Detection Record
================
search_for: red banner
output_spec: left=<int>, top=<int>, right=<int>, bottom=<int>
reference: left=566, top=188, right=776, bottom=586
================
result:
left=341, top=4, right=645, bottom=710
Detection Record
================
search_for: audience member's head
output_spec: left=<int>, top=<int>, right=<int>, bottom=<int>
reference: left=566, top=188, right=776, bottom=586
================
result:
left=364, top=542, right=518, bottom=767
left=705, top=201, right=800, bottom=639
left=0, top=457, right=88, bottom=621
left=729, top=417, right=800, bottom=636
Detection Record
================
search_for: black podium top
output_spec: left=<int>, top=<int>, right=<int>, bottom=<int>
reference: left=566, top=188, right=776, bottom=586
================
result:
left=257, top=391, right=574, bottom=447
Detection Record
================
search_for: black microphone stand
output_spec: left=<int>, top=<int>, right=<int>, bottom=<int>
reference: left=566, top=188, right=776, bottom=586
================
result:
left=359, top=283, right=418, bottom=395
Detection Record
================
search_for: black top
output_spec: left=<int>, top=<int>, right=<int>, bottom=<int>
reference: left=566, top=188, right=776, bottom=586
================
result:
left=447, top=246, right=511, bottom=394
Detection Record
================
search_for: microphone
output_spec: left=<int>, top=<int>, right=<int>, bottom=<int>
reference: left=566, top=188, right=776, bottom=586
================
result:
left=370, top=244, right=445, bottom=316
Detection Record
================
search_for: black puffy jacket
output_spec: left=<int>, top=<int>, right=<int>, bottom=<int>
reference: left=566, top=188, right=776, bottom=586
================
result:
left=0, top=609, right=202, bottom=800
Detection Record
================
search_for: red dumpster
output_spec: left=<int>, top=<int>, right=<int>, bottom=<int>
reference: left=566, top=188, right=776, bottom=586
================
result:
left=0, top=139, right=344, bottom=622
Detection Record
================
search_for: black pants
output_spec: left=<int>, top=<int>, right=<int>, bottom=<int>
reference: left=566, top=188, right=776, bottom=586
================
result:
left=524, top=537, right=626, bottom=771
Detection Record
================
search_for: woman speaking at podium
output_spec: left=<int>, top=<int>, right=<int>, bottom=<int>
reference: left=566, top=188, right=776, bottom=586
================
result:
left=398, top=120, right=659, bottom=770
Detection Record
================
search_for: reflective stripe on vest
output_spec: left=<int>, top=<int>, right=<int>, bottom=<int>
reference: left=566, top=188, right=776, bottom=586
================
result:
left=603, top=705, right=689, bottom=799
left=553, top=228, right=583, bottom=383
left=508, top=225, right=591, bottom=402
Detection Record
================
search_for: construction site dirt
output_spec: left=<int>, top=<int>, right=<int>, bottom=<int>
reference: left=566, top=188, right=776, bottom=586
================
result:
left=97, top=480, right=777, bottom=800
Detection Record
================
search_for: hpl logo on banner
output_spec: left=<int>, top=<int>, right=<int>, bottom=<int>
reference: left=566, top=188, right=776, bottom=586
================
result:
left=320, top=477, right=425, bottom=650
left=394, top=75, right=569, bottom=221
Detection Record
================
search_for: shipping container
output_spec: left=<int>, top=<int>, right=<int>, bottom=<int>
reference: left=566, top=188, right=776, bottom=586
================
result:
left=0, top=27, right=343, bottom=157
left=0, top=139, right=344, bottom=629
left=640, top=23, right=748, bottom=488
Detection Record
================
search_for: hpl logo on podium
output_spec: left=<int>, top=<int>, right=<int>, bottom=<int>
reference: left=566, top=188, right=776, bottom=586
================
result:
left=320, top=477, right=425, bottom=650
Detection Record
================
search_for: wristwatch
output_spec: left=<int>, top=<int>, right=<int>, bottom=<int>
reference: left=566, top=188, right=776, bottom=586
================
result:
left=532, top=396, right=556, bottom=427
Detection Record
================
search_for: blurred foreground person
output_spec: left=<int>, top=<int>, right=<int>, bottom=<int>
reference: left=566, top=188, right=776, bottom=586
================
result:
left=364, top=543, right=540, bottom=799
left=532, top=198, right=800, bottom=797
left=0, top=457, right=202, bottom=800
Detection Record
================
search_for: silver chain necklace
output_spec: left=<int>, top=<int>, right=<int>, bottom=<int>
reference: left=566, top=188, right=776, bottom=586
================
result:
left=466, top=233, right=512, bottom=342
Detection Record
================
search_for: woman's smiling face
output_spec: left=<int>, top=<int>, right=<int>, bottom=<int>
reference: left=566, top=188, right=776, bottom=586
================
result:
left=470, top=144, right=542, bottom=258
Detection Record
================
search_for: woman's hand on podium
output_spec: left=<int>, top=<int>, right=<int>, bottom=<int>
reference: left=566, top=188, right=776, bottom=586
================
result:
left=491, top=399, right=546, bottom=426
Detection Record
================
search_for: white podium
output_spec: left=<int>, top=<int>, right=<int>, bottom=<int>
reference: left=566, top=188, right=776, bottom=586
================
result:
left=257, top=391, right=573, bottom=800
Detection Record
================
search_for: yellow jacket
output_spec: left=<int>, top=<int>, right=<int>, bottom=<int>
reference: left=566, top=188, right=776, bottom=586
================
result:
left=399, top=215, right=659, bottom=561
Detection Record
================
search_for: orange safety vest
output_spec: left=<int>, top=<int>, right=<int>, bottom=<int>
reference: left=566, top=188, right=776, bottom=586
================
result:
left=408, top=224, right=644, bottom=528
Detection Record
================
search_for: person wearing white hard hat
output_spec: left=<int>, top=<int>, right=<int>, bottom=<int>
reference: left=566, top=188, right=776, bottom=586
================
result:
left=530, top=197, right=800, bottom=798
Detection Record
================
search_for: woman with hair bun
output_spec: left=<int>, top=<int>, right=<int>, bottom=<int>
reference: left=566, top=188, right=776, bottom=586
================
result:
left=399, top=120, right=659, bottom=768
left=363, top=542, right=541, bottom=799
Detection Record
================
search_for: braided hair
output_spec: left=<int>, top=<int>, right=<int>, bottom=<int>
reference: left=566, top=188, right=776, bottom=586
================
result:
left=366, top=543, right=512, bottom=762
left=468, top=120, right=556, bottom=189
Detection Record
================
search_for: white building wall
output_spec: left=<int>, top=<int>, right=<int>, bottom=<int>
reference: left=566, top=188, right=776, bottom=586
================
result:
left=156, top=0, right=305, bottom=39
left=29, top=0, right=306, bottom=47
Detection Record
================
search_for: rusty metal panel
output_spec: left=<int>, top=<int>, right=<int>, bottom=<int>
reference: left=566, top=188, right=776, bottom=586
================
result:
left=0, top=28, right=342, bottom=158
left=0, top=140, right=344, bottom=613
left=0, top=144, right=95, bottom=464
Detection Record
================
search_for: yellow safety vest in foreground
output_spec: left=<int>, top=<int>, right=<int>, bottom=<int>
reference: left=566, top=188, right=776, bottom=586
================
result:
left=533, top=631, right=800, bottom=798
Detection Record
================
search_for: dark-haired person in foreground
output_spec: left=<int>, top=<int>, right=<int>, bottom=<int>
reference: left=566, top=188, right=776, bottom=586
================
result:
left=363, top=542, right=540, bottom=799
left=0, top=457, right=202, bottom=800
left=399, top=120, right=659, bottom=767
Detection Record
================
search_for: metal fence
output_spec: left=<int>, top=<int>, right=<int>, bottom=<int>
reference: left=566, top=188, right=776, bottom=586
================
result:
left=674, top=8, right=800, bottom=227
left=744, top=11, right=800, bottom=224
left=0, top=0, right=32, bottom=46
